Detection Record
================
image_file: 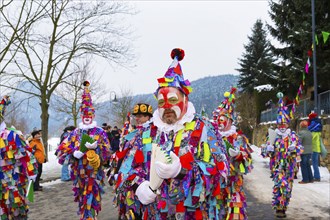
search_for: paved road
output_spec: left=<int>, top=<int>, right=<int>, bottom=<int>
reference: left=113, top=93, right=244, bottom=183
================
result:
left=28, top=178, right=328, bottom=220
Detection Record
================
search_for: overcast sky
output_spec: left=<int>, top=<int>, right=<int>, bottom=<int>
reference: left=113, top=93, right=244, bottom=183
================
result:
left=96, top=1, right=272, bottom=97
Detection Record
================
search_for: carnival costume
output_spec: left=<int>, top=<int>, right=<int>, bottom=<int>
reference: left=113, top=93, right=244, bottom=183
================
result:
left=0, top=96, right=38, bottom=219
left=56, top=81, right=110, bottom=220
left=114, top=49, right=229, bottom=220
left=213, top=88, right=253, bottom=220
left=263, top=92, right=302, bottom=218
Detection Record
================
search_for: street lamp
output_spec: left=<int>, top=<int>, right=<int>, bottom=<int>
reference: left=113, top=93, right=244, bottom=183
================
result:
left=110, top=91, right=117, bottom=104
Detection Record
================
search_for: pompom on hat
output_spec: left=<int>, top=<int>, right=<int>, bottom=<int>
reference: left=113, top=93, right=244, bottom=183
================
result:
left=132, top=103, right=153, bottom=117
left=213, top=87, right=237, bottom=121
left=80, top=81, right=95, bottom=117
left=276, top=92, right=290, bottom=124
left=154, top=48, right=192, bottom=97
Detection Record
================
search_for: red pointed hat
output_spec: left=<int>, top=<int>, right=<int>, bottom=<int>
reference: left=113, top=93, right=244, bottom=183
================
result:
left=80, top=81, right=95, bottom=117
left=154, top=48, right=192, bottom=97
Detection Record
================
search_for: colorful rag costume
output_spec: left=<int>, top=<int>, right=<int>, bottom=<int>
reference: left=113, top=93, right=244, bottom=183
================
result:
left=114, top=49, right=229, bottom=219
left=213, top=88, right=253, bottom=220
left=57, top=81, right=110, bottom=220
left=263, top=93, right=302, bottom=215
left=0, top=96, right=38, bottom=219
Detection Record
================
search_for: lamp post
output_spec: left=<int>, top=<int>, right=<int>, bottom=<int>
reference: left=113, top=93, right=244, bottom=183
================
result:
left=108, top=91, right=117, bottom=122
left=311, top=0, right=318, bottom=114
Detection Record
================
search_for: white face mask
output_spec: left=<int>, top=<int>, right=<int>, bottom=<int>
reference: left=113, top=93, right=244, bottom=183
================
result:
left=279, top=128, right=287, bottom=133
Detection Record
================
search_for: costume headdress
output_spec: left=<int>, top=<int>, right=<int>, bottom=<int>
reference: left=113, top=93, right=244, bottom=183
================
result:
left=213, top=87, right=237, bottom=120
left=132, top=103, right=153, bottom=117
left=154, top=48, right=192, bottom=97
left=276, top=92, right=290, bottom=124
left=80, top=81, right=95, bottom=117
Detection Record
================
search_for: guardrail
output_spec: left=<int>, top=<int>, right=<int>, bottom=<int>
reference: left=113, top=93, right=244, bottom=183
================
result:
left=260, top=90, right=330, bottom=123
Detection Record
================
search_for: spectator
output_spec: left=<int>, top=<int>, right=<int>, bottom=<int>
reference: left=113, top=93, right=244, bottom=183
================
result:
left=298, top=120, right=313, bottom=184
left=110, top=126, right=120, bottom=152
left=29, top=129, right=46, bottom=191
left=308, top=112, right=323, bottom=182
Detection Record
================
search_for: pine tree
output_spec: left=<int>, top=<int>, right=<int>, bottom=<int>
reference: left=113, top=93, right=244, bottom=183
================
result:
left=237, top=19, right=275, bottom=93
left=268, top=0, right=330, bottom=97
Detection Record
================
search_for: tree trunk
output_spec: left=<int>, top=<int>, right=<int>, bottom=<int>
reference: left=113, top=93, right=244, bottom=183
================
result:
left=40, top=96, right=49, bottom=160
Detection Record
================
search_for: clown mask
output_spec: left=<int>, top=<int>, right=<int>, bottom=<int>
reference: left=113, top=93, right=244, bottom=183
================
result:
left=218, top=115, right=232, bottom=131
left=81, top=114, right=94, bottom=125
left=277, top=123, right=288, bottom=133
left=157, top=87, right=188, bottom=124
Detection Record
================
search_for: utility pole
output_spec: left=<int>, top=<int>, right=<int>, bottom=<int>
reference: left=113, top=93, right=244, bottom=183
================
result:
left=311, top=0, right=318, bottom=114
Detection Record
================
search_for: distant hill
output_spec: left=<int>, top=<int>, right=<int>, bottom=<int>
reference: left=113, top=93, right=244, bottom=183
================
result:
left=4, top=74, right=238, bottom=136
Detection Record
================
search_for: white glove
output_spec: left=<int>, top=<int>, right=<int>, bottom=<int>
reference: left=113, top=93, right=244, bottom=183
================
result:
left=86, top=141, right=97, bottom=149
left=266, top=145, right=274, bottom=152
left=28, top=175, right=37, bottom=182
left=288, top=144, right=296, bottom=151
left=135, top=181, right=157, bottom=205
left=68, top=164, right=72, bottom=173
left=73, top=150, right=84, bottom=159
left=229, top=148, right=240, bottom=157
left=155, top=151, right=181, bottom=179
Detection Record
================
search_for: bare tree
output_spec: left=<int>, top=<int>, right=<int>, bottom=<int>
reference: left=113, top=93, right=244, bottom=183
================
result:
left=0, top=0, right=48, bottom=74
left=0, top=0, right=134, bottom=156
left=236, top=92, right=258, bottom=139
left=5, top=99, right=29, bottom=133
left=52, top=59, right=106, bottom=127
left=111, top=88, right=133, bottom=127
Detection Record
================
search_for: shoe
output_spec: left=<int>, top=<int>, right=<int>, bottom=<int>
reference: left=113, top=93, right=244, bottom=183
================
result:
left=276, top=210, right=286, bottom=218
left=314, top=179, right=321, bottom=182
left=298, top=181, right=308, bottom=184
left=34, top=187, right=43, bottom=191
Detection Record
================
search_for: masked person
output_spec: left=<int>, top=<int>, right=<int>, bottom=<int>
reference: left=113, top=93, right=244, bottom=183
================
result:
left=56, top=81, right=111, bottom=220
left=263, top=92, right=302, bottom=218
left=113, top=49, right=229, bottom=219
left=212, top=87, right=253, bottom=220
left=0, top=96, right=38, bottom=219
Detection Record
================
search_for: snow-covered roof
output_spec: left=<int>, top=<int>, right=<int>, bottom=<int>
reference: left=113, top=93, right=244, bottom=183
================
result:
left=254, top=84, right=273, bottom=92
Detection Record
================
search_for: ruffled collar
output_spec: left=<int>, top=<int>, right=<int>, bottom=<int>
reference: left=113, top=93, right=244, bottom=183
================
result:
left=219, top=125, right=237, bottom=137
left=153, top=101, right=196, bottom=133
left=78, top=121, right=97, bottom=130
left=275, top=128, right=291, bottom=137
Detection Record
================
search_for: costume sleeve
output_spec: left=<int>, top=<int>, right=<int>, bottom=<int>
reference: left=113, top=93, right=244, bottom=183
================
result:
left=231, top=136, right=253, bottom=175
left=56, top=131, right=76, bottom=165
left=115, top=129, right=148, bottom=192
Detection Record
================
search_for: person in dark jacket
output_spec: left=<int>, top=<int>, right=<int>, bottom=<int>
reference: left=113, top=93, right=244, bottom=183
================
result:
left=110, top=126, right=120, bottom=152
left=298, top=120, right=314, bottom=184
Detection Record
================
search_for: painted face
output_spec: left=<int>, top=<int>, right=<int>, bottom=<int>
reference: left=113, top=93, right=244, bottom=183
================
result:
left=218, top=115, right=231, bottom=131
left=81, top=114, right=94, bottom=125
left=157, top=87, right=187, bottom=124
left=278, top=123, right=288, bottom=133
left=134, top=114, right=150, bottom=126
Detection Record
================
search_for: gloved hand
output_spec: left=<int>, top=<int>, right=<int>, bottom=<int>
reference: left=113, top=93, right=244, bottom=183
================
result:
left=288, top=144, right=296, bottom=151
left=68, top=164, right=72, bottom=173
left=229, top=148, right=240, bottom=157
left=135, top=181, right=157, bottom=205
left=86, top=141, right=98, bottom=149
left=155, top=151, right=181, bottom=179
left=266, top=145, right=274, bottom=152
left=73, top=150, right=84, bottom=159
left=28, top=175, right=37, bottom=182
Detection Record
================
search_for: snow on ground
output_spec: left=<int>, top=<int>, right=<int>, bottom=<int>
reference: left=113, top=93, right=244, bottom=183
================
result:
left=247, top=145, right=330, bottom=219
left=42, top=137, right=62, bottom=182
